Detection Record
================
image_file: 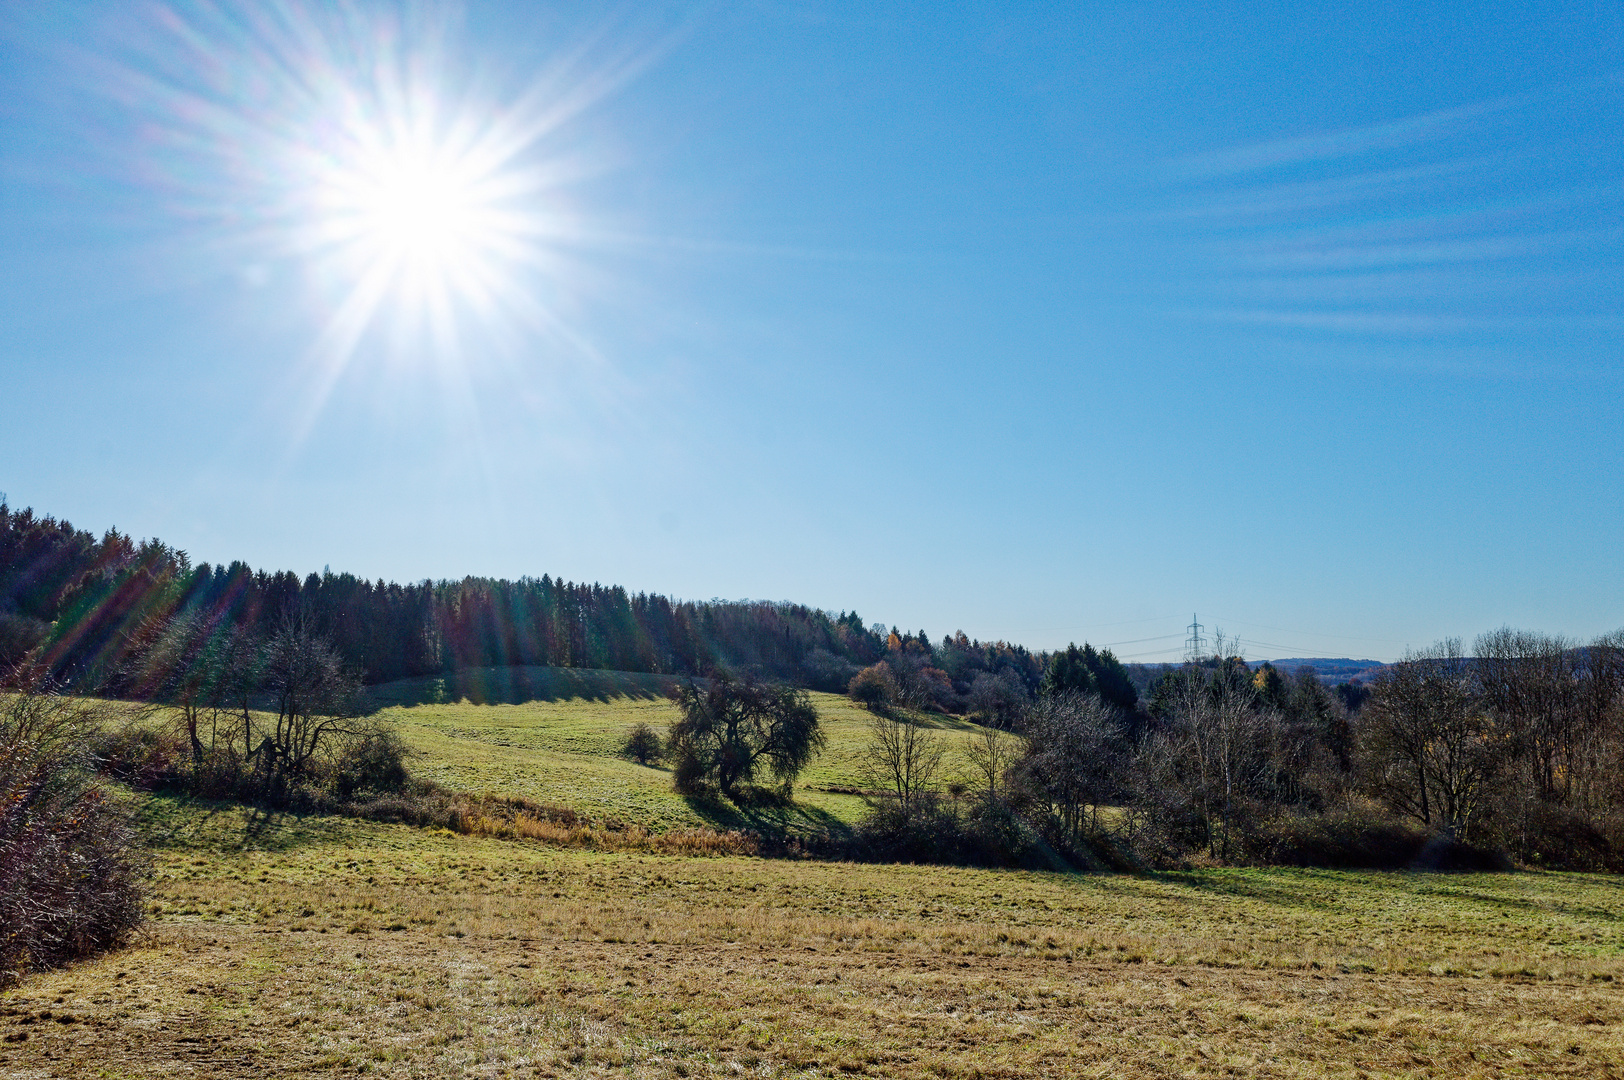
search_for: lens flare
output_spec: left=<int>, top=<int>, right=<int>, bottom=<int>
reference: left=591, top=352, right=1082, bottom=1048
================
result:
left=290, top=82, right=547, bottom=356
left=99, top=1, right=650, bottom=431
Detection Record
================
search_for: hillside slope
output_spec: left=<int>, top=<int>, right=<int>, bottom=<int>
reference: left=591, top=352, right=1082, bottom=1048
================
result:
left=368, top=669, right=1007, bottom=836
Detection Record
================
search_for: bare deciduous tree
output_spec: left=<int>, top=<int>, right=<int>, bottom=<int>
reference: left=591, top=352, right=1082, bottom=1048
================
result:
left=860, top=711, right=945, bottom=818
left=1018, top=690, right=1124, bottom=844
left=965, top=723, right=1015, bottom=804
left=1573, top=631, right=1624, bottom=814
left=1362, top=640, right=1500, bottom=842
left=250, top=614, right=362, bottom=797
left=1134, top=660, right=1277, bottom=860
left=967, top=669, right=1027, bottom=728
left=1476, top=627, right=1579, bottom=803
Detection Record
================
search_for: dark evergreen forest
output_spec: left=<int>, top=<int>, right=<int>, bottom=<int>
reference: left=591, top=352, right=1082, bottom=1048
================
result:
left=0, top=502, right=1046, bottom=700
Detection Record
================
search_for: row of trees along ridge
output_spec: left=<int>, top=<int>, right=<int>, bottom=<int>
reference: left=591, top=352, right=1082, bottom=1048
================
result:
left=0, top=502, right=1044, bottom=701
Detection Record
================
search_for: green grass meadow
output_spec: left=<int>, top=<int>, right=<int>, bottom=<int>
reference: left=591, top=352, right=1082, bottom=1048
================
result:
left=368, top=667, right=1002, bottom=835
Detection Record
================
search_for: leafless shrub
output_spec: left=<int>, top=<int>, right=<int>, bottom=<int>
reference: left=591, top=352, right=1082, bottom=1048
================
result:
left=1130, top=662, right=1290, bottom=862
left=967, top=669, right=1028, bottom=728
left=1359, top=640, right=1502, bottom=843
left=1016, top=690, right=1125, bottom=847
left=0, top=687, right=147, bottom=987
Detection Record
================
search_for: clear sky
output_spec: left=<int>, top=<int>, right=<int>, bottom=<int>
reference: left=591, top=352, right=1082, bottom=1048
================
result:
left=1, top=1, right=1620, bottom=662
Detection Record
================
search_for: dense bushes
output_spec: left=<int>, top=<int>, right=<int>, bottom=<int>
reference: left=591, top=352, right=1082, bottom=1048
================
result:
left=91, top=712, right=414, bottom=812
left=75, top=614, right=415, bottom=812
left=0, top=689, right=147, bottom=987
left=1353, top=632, right=1624, bottom=868
left=846, top=632, right=1624, bottom=872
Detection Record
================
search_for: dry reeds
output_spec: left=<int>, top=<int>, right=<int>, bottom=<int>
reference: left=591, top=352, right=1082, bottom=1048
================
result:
left=342, top=787, right=760, bottom=856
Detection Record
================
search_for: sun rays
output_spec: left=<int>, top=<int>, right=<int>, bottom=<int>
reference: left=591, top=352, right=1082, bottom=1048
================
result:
left=95, top=1, right=657, bottom=439
left=287, top=60, right=555, bottom=376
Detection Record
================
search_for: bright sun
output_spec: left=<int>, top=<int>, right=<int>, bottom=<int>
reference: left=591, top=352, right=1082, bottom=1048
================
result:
left=120, top=1, right=615, bottom=387
left=270, top=36, right=564, bottom=359
left=345, top=140, right=490, bottom=273
left=310, top=120, right=522, bottom=326
left=368, top=156, right=475, bottom=259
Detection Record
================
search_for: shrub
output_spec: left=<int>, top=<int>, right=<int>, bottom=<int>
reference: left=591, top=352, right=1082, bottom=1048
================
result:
left=621, top=722, right=664, bottom=766
left=846, top=663, right=896, bottom=710
left=92, top=706, right=413, bottom=810
left=0, top=689, right=147, bottom=987
left=851, top=795, right=1064, bottom=870
left=1219, top=809, right=1512, bottom=871
left=328, top=727, right=412, bottom=800
left=91, top=720, right=185, bottom=789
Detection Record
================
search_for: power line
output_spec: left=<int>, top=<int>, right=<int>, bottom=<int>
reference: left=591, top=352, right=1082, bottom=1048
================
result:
left=1206, top=614, right=1409, bottom=648
left=1184, top=614, right=1206, bottom=663
left=1097, top=633, right=1185, bottom=648
left=1115, top=646, right=1190, bottom=660
left=993, top=613, right=1184, bottom=635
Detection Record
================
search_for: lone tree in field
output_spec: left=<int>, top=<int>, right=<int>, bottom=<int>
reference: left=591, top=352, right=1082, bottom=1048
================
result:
left=668, top=672, right=824, bottom=800
left=250, top=615, right=363, bottom=799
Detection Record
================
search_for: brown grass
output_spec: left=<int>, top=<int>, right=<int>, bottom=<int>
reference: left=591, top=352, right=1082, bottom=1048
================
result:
left=3, top=797, right=1623, bottom=1077
left=348, top=789, right=762, bottom=857
left=450, top=814, right=759, bottom=857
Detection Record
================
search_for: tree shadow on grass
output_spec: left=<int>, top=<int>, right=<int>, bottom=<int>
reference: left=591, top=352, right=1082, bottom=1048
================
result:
left=364, top=666, right=682, bottom=711
left=679, top=792, right=854, bottom=847
left=133, top=791, right=365, bottom=853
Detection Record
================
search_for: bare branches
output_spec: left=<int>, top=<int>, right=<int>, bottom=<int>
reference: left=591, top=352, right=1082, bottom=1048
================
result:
left=1362, top=640, right=1500, bottom=842
left=1018, top=690, right=1125, bottom=845
left=0, top=688, right=146, bottom=987
left=859, top=711, right=945, bottom=817
left=965, top=724, right=1014, bottom=804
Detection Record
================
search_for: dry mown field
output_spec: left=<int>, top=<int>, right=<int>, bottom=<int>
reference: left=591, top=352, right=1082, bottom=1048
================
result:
left=4, top=795, right=1624, bottom=1079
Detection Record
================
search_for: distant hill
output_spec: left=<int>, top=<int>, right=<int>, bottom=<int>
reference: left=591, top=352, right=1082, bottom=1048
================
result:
left=1253, top=658, right=1387, bottom=682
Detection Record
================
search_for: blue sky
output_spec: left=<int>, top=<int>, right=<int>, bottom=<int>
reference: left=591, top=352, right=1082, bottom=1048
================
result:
left=2, top=1, right=1620, bottom=662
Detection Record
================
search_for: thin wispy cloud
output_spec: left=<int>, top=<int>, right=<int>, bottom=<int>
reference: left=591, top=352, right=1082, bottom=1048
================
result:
left=1172, top=94, right=1517, bottom=178
left=1140, top=78, right=1624, bottom=348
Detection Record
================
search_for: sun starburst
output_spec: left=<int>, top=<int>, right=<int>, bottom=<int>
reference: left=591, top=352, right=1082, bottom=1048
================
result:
left=105, top=1, right=642, bottom=422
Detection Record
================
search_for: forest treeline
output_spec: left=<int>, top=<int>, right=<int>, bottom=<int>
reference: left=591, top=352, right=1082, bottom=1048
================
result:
left=0, top=502, right=1044, bottom=701
left=10, top=499, right=1624, bottom=874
